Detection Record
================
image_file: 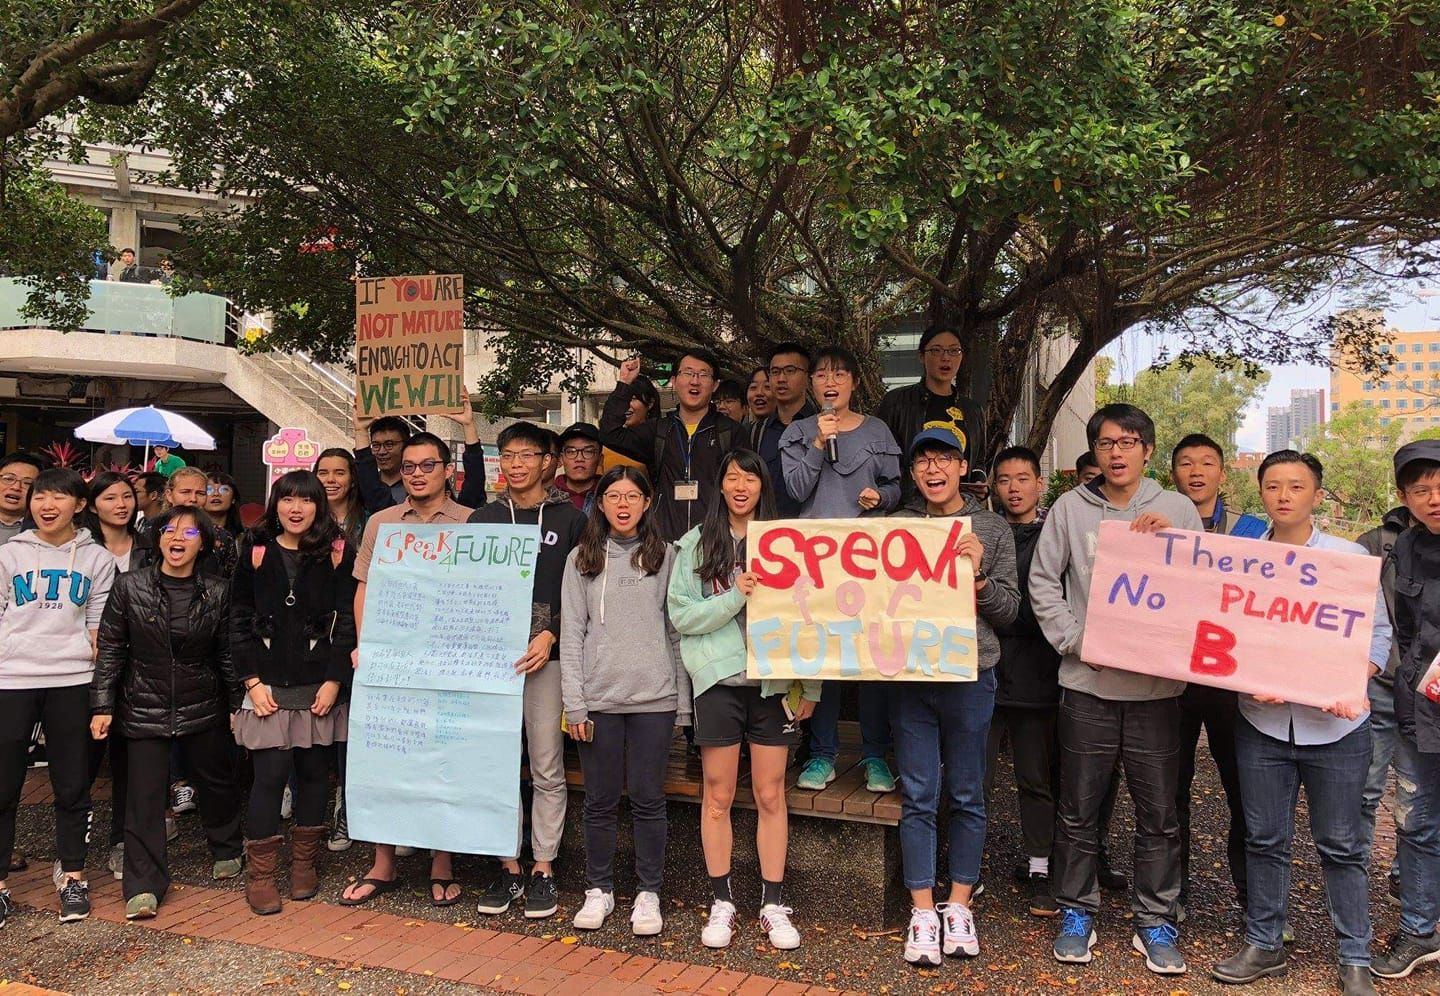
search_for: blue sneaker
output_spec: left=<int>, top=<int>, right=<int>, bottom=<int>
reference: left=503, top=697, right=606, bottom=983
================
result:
left=796, top=757, right=835, bottom=790
left=1133, top=923, right=1187, bottom=975
left=1053, top=908, right=1096, bottom=963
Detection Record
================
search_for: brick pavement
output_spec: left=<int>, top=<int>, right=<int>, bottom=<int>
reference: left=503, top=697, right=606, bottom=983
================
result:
left=5, top=863, right=859, bottom=996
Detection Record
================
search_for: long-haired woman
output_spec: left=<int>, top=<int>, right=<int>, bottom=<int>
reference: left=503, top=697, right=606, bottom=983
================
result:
left=230, top=471, right=356, bottom=915
left=668, top=449, right=819, bottom=952
left=562, top=467, right=688, bottom=936
left=313, top=449, right=366, bottom=548
left=205, top=473, right=244, bottom=537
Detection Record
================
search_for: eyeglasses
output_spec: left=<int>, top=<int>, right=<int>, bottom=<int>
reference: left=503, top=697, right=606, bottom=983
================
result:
left=0, top=474, right=34, bottom=491
left=768, top=364, right=809, bottom=378
left=912, top=453, right=959, bottom=470
left=159, top=525, right=201, bottom=539
left=401, top=459, right=447, bottom=475
left=1405, top=484, right=1440, bottom=500
left=205, top=485, right=232, bottom=495
left=1093, top=437, right=1143, bottom=452
left=674, top=369, right=714, bottom=381
left=603, top=492, right=647, bottom=506
left=922, top=346, right=964, bottom=359
left=499, top=451, right=544, bottom=465
left=561, top=446, right=599, bottom=459
left=369, top=439, right=402, bottom=451
left=813, top=369, right=851, bottom=382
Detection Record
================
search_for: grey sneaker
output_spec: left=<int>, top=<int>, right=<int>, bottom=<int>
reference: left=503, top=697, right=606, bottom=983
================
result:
left=125, top=893, right=158, bottom=920
left=211, top=858, right=243, bottom=880
left=107, top=843, right=124, bottom=881
left=1132, top=923, right=1186, bottom=975
left=1371, top=930, right=1440, bottom=979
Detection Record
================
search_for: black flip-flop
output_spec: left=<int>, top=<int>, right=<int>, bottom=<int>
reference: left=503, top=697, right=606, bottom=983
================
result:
left=337, top=876, right=400, bottom=907
left=430, top=878, right=462, bottom=907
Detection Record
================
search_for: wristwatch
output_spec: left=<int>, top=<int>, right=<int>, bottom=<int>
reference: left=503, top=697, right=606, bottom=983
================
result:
left=973, top=568, right=988, bottom=584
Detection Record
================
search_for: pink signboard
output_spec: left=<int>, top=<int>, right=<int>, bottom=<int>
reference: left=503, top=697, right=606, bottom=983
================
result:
left=1080, top=521, right=1381, bottom=709
left=262, top=427, right=321, bottom=491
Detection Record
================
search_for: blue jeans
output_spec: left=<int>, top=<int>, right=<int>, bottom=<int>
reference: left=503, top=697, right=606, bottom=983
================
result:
left=1236, top=717, right=1373, bottom=966
left=1361, top=676, right=1399, bottom=873
left=1394, top=737, right=1440, bottom=937
left=889, top=668, right=996, bottom=890
left=809, top=681, right=891, bottom=762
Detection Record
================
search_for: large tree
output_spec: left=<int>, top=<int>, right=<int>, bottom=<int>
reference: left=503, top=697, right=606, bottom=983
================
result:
left=78, top=2, right=1440, bottom=455
left=1308, top=400, right=1405, bottom=523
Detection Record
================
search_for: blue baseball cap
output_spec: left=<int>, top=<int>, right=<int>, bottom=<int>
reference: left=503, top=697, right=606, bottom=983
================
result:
left=908, top=426, right=968, bottom=461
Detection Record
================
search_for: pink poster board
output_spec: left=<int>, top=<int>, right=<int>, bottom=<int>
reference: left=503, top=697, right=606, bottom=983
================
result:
left=1080, top=521, right=1381, bottom=709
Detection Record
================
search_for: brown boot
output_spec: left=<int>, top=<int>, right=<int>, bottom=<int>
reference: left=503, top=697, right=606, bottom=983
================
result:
left=244, top=835, right=284, bottom=915
left=290, top=826, right=327, bottom=901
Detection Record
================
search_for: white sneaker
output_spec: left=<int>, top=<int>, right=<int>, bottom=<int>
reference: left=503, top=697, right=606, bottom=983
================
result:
left=701, top=899, right=737, bottom=948
left=904, top=907, right=942, bottom=966
left=631, top=891, right=664, bottom=936
left=280, top=783, right=293, bottom=821
left=108, top=843, right=124, bottom=881
left=573, top=888, right=614, bottom=930
left=170, top=782, right=196, bottom=814
left=760, top=903, right=800, bottom=950
left=938, top=901, right=979, bottom=957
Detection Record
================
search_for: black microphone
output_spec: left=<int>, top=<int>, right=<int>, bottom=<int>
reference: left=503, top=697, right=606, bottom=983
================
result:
left=821, top=403, right=838, bottom=464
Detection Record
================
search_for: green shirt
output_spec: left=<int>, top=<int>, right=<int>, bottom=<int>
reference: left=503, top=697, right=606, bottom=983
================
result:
left=153, top=454, right=186, bottom=478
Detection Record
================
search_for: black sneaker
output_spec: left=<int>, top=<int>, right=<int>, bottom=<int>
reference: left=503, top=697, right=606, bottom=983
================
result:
left=1372, top=930, right=1440, bottom=979
left=524, top=871, right=558, bottom=919
left=0, top=888, right=13, bottom=928
left=1026, top=873, right=1060, bottom=918
left=58, top=878, right=90, bottom=923
left=475, top=869, right=525, bottom=915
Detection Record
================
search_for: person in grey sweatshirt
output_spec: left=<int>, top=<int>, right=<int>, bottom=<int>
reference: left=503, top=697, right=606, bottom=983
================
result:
left=889, top=426, right=1020, bottom=966
left=560, top=467, right=690, bottom=938
left=0, top=468, right=117, bottom=929
left=780, top=345, right=903, bottom=794
left=1028, top=404, right=1203, bottom=976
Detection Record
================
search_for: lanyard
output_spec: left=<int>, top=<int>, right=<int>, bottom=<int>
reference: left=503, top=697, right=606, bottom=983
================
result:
left=671, top=417, right=697, bottom=479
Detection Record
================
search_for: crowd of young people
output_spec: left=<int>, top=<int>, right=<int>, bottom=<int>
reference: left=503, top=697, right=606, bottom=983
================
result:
left=0, top=329, right=1436, bottom=994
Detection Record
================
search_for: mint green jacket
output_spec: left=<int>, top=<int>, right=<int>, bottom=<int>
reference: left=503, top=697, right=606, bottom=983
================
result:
left=666, top=526, right=821, bottom=703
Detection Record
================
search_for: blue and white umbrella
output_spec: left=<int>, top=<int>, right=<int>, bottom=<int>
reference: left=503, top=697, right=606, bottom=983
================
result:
left=73, top=406, right=216, bottom=453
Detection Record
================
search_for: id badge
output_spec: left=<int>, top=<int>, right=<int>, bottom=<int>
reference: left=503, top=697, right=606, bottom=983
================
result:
left=674, top=480, right=699, bottom=501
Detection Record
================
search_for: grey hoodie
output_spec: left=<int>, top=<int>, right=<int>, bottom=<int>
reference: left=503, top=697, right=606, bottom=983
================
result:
left=892, top=495, right=1020, bottom=671
left=0, top=528, right=117, bottom=689
left=1029, top=478, right=1204, bottom=701
left=559, top=536, right=690, bottom=725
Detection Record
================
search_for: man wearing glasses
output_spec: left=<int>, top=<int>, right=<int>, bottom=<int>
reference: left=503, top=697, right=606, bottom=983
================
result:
left=555, top=423, right=603, bottom=515
left=746, top=343, right=818, bottom=518
left=353, top=406, right=488, bottom=514
left=600, top=348, right=740, bottom=542
left=876, top=326, right=986, bottom=505
left=0, top=453, right=42, bottom=547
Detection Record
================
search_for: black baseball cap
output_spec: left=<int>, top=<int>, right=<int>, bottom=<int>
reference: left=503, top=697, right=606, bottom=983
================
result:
left=1394, top=439, right=1440, bottom=483
left=558, top=422, right=601, bottom=447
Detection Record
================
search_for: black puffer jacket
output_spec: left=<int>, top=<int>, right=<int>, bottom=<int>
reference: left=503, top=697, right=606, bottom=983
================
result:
left=994, top=518, right=1061, bottom=708
left=231, top=536, right=358, bottom=688
left=91, top=566, right=238, bottom=737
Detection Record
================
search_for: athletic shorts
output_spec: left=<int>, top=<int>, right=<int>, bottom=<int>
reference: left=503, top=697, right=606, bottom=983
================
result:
left=692, top=683, right=800, bottom=748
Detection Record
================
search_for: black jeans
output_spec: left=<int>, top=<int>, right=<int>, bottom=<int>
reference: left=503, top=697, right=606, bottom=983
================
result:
left=124, top=728, right=243, bottom=901
left=1177, top=684, right=1247, bottom=903
left=248, top=746, right=331, bottom=839
left=577, top=711, right=674, bottom=893
left=985, top=705, right=1059, bottom=860
left=1054, top=690, right=1182, bottom=928
left=0, top=685, right=92, bottom=874
left=89, top=734, right=128, bottom=847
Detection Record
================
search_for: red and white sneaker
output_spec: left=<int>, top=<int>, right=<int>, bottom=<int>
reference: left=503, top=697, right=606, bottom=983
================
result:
left=760, top=904, right=800, bottom=950
left=904, top=908, right=942, bottom=966
left=701, top=899, right=737, bottom=948
left=938, top=901, right=979, bottom=957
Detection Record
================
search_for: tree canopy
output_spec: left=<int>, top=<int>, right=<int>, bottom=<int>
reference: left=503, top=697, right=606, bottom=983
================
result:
left=16, top=1, right=1440, bottom=459
left=1308, top=400, right=1405, bottom=523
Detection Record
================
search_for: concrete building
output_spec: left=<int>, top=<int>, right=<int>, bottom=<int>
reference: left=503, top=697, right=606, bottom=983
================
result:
left=1266, top=405, right=1293, bottom=454
left=1289, top=388, right=1325, bottom=447
left=1331, top=324, right=1440, bottom=441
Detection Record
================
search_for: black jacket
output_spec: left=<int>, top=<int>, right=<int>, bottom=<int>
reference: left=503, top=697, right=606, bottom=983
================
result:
left=355, top=446, right=488, bottom=515
left=1391, top=524, right=1440, bottom=753
left=994, top=518, right=1061, bottom=708
left=91, top=566, right=238, bottom=738
left=746, top=400, right=819, bottom=518
left=600, top=383, right=741, bottom=542
left=468, top=489, right=585, bottom=660
left=875, top=380, right=985, bottom=502
left=230, top=537, right=358, bottom=688
left=1358, top=506, right=1411, bottom=691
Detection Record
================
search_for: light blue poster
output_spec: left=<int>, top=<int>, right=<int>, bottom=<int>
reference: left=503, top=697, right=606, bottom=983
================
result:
left=357, top=523, right=538, bottom=692
left=346, top=684, right=523, bottom=855
left=347, top=522, right=538, bottom=854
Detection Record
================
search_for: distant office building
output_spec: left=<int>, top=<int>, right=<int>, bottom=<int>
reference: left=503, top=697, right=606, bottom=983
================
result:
left=1289, top=388, right=1325, bottom=447
left=1331, top=324, right=1440, bottom=442
left=1266, top=406, right=1293, bottom=454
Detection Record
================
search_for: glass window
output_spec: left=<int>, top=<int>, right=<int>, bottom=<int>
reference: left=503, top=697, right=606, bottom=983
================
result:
left=1398, top=399, right=1408, bottom=409
left=1331, top=402, right=1340, bottom=412
left=1380, top=382, right=1390, bottom=391
left=1431, top=342, right=1440, bottom=352
left=1380, top=344, right=1391, bottom=352
left=1364, top=381, right=1374, bottom=391
left=1417, top=380, right=1428, bottom=391
left=1381, top=399, right=1391, bottom=408
left=1397, top=343, right=1407, bottom=353
left=1382, top=417, right=1391, bottom=425
left=1430, top=362, right=1440, bottom=370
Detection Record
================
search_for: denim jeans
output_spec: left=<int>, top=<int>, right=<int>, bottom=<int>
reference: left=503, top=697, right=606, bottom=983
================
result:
left=810, top=680, right=891, bottom=762
left=1360, top=676, right=1399, bottom=871
left=1394, top=736, right=1440, bottom=937
left=1236, top=717, right=1373, bottom=966
left=1053, top=691, right=1181, bottom=928
left=890, top=668, right=996, bottom=890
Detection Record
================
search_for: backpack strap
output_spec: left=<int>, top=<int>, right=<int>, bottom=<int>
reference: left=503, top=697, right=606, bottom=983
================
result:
left=652, top=415, right=670, bottom=477
left=250, top=543, right=265, bottom=571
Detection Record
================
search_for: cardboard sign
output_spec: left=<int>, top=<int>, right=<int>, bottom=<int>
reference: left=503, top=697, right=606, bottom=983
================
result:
left=261, top=427, right=321, bottom=491
left=745, top=517, right=978, bottom=682
left=1081, top=521, right=1382, bottom=708
left=354, top=273, right=465, bottom=417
